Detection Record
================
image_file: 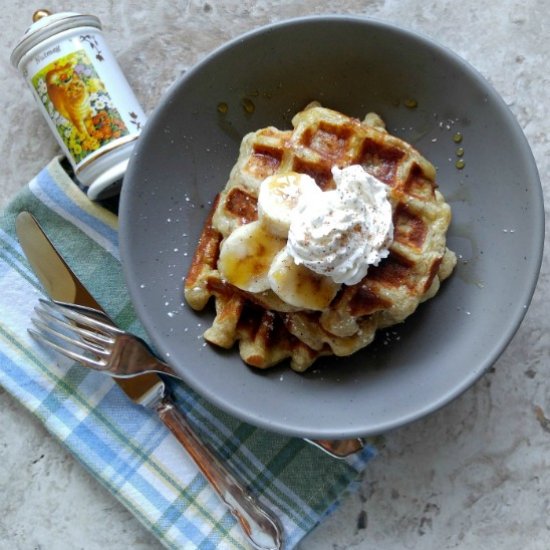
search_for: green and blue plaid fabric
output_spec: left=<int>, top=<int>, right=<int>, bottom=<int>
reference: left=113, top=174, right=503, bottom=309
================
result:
left=0, top=157, right=376, bottom=549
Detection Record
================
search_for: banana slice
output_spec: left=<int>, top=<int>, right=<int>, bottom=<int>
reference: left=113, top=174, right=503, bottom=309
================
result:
left=258, top=172, right=321, bottom=237
left=268, top=249, right=341, bottom=311
left=218, top=220, right=286, bottom=293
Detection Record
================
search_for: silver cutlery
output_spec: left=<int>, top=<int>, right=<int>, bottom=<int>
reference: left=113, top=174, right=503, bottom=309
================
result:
left=16, top=211, right=283, bottom=550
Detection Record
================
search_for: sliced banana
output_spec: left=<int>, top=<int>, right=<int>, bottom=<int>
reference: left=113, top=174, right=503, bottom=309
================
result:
left=218, top=220, right=286, bottom=293
left=268, top=249, right=341, bottom=311
left=257, top=172, right=321, bottom=238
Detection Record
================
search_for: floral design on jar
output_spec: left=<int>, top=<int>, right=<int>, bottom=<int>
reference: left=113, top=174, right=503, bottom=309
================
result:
left=31, top=49, right=129, bottom=163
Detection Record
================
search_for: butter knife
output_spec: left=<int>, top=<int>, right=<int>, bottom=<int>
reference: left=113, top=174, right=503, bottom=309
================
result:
left=15, top=211, right=282, bottom=550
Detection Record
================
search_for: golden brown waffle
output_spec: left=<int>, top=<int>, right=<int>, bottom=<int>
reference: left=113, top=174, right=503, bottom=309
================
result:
left=184, top=104, right=456, bottom=371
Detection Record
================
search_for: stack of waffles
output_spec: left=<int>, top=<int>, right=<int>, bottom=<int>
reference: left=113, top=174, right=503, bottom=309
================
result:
left=184, top=104, right=456, bottom=372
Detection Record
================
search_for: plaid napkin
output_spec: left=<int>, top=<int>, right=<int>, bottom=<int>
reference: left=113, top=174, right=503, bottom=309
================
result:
left=0, top=157, right=376, bottom=550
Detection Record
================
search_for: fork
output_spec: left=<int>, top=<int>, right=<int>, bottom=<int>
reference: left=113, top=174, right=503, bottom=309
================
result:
left=29, top=298, right=180, bottom=379
left=30, top=298, right=366, bottom=460
left=30, top=298, right=284, bottom=549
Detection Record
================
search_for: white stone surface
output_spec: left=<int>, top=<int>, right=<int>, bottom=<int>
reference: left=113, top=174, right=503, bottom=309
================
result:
left=0, top=1, right=548, bottom=549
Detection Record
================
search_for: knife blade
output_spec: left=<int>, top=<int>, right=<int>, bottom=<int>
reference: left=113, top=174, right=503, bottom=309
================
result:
left=15, top=211, right=282, bottom=550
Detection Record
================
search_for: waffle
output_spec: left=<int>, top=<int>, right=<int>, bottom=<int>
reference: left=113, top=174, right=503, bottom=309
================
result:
left=184, top=103, right=456, bottom=371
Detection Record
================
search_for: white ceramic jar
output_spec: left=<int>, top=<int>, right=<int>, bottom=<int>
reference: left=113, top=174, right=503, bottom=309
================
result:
left=11, top=10, right=146, bottom=200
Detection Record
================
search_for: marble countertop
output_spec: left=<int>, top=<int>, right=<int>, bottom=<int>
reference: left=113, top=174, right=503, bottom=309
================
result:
left=0, top=1, right=548, bottom=549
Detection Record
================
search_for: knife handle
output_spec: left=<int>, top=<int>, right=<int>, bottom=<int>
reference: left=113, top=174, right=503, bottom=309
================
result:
left=155, top=397, right=282, bottom=550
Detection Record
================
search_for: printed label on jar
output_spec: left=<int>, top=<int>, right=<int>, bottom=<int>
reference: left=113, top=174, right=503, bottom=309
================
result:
left=31, top=49, right=130, bottom=164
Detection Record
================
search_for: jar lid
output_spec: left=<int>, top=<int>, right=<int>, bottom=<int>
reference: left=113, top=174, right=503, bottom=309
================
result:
left=10, top=10, right=101, bottom=68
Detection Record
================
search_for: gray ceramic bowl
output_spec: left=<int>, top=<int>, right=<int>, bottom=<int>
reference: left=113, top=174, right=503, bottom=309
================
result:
left=120, top=16, right=544, bottom=439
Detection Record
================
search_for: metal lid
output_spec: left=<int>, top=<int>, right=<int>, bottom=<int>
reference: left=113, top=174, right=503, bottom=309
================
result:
left=10, top=10, right=101, bottom=68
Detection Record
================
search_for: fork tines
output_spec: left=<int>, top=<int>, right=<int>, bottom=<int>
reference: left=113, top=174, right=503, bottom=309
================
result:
left=29, top=299, right=117, bottom=370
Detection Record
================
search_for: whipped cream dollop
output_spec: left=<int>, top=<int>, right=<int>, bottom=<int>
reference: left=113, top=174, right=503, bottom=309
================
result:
left=287, top=165, right=394, bottom=285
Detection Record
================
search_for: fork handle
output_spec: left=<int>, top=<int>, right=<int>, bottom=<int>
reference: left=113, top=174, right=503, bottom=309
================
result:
left=155, top=397, right=282, bottom=550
